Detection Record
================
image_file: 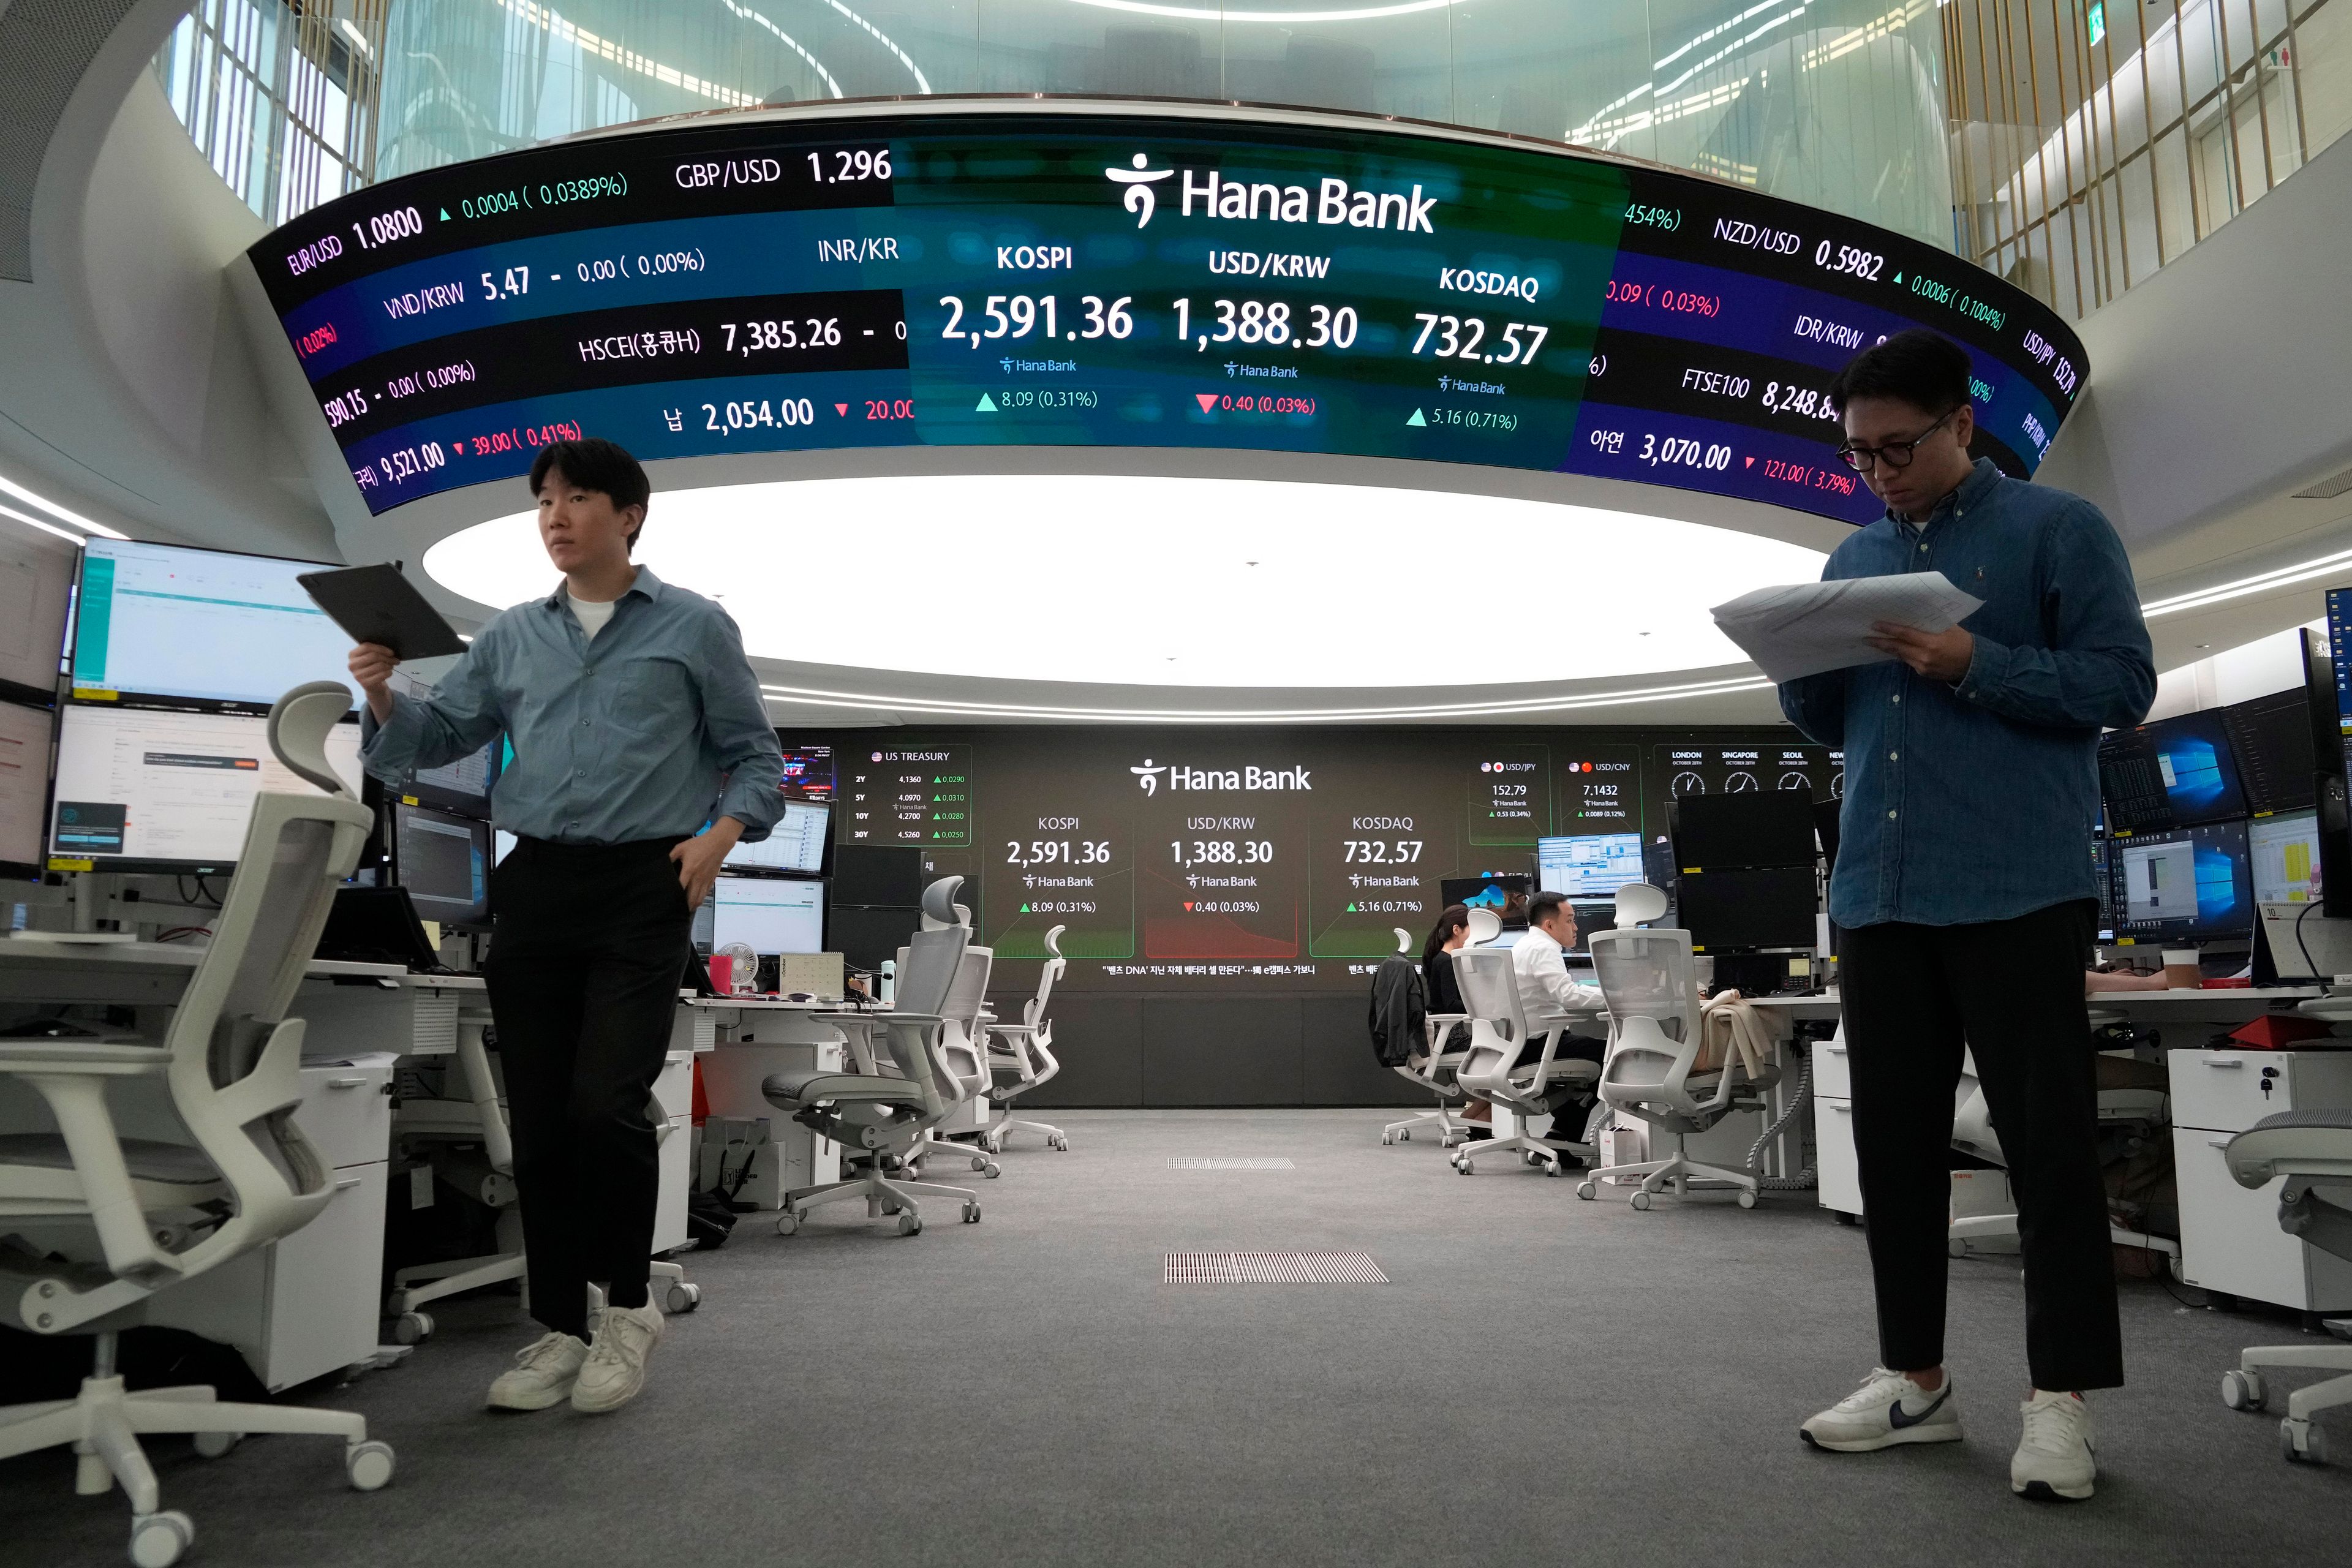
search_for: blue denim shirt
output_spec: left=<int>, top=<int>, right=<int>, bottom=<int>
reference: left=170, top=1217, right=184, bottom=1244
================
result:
left=361, top=567, right=785, bottom=846
left=1779, top=460, right=2155, bottom=929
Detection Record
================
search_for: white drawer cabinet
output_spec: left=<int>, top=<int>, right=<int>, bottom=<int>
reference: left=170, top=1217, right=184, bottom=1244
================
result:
left=1815, top=1097, right=1862, bottom=1216
left=1812, top=1036, right=1852, bottom=1100
left=2169, top=1047, right=2352, bottom=1311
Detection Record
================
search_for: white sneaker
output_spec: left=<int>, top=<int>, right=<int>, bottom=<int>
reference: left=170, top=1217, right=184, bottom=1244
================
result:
left=571, top=1301, right=663, bottom=1414
left=2011, top=1390, right=2097, bottom=1500
left=1800, top=1366, right=1964, bottom=1452
left=485, top=1330, right=589, bottom=1411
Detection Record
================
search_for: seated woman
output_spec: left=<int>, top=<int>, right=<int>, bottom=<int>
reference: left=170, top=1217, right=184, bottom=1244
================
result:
left=1420, top=906, right=1486, bottom=1131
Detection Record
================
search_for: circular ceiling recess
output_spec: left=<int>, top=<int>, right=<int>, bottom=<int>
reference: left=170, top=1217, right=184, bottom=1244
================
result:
left=423, top=473, right=1826, bottom=687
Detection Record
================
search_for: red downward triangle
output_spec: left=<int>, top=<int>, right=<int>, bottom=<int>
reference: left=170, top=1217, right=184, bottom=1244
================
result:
left=1195, top=393, right=1219, bottom=412
left=1744, top=456, right=1755, bottom=467
left=834, top=403, right=849, bottom=416
left=1183, top=901, right=1196, bottom=911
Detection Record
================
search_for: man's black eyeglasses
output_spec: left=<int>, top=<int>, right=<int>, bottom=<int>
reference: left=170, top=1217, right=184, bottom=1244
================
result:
left=1836, top=408, right=1959, bottom=473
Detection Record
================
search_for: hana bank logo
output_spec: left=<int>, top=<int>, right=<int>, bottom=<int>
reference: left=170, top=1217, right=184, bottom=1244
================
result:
left=1131, top=758, right=1170, bottom=796
left=1107, top=154, right=1175, bottom=228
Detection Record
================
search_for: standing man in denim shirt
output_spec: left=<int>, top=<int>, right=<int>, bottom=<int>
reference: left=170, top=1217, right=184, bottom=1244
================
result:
left=1779, top=332, right=2154, bottom=1501
left=350, top=439, right=785, bottom=1416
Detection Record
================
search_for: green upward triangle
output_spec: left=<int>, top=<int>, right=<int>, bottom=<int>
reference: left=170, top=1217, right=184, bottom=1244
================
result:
left=1406, top=409, right=1427, bottom=427
left=974, top=393, right=998, bottom=412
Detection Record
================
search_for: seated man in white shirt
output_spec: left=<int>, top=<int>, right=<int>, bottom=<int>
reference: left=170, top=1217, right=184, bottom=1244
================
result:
left=1506, top=892, right=1612, bottom=1155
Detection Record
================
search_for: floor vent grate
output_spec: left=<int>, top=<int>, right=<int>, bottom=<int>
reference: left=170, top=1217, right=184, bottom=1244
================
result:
left=1166, top=1158, right=1295, bottom=1170
left=1164, top=1251, right=1389, bottom=1284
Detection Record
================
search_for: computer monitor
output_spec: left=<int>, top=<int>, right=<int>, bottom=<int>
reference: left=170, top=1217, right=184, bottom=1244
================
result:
left=389, top=801, right=492, bottom=930
left=723, top=799, right=829, bottom=876
left=0, top=527, right=75, bottom=701
left=2098, top=710, right=2248, bottom=832
left=49, top=704, right=363, bottom=872
left=1441, top=874, right=1531, bottom=929
left=2222, top=688, right=2317, bottom=815
left=776, top=742, right=834, bottom=801
left=702, top=875, right=824, bottom=955
left=383, top=669, right=497, bottom=816
left=0, top=696, right=54, bottom=876
left=1536, top=833, right=1645, bottom=901
left=2301, top=627, right=2345, bottom=769
left=2329, top=589, right=2352, bottom=726
left=1670, top=791, right=1818, bottom=870
left=1676, top=865, right=1819, bottom=953
left=2248, top=809, right=2323, bottom=906
left=2108, top=819, right=2254, bottom=941
left=69, top=538, right=355, bottom=710
left=831, top=843, right=922, bottom=908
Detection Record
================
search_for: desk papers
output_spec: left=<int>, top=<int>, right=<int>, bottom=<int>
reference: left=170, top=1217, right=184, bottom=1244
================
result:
left=1709, top=573, right=1983, bottom=685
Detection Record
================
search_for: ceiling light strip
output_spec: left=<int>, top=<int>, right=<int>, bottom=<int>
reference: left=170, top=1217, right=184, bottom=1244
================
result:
left=0, top=500, right=85, bottom=545
left=1058, top=0, right=1457, bottom=23
left=0, top=473, right=125, bottom=539
left=2141, top=548, right=2352, bottom=619
left=756, top=674, right=1774, bottom=723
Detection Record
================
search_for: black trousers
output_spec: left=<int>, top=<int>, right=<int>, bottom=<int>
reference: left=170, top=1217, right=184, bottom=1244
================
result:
left=484, top=837, right=693, bottom=1338
left=1839, top=899, right=2122, bottom=1392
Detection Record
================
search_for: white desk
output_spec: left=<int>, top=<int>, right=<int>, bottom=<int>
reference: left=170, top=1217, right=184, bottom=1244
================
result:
left=686, top=997, right=876, bottom=1207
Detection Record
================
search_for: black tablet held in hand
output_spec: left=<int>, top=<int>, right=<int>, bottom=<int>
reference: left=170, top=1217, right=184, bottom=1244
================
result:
left=297, top=564, right=468, bottom=660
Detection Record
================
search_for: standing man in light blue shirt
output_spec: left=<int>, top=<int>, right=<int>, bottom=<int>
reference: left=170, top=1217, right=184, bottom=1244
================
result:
left=1778, top=332, right=2154, bottom=1501
left=350, top=438, right=783, bottom=1416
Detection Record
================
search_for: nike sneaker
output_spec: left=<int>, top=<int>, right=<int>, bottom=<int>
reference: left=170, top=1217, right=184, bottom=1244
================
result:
left=2011, top=1390, right=2096, bottom=1500
left=1800, top=1366, right=1964, bottom=1452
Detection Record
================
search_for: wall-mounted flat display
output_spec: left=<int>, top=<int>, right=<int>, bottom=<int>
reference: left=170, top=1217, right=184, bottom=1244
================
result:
left=246, top=104, right=2083, bottom=526
left=804, top=726, right=1834, bottom=989
left=49, top=706, right=364, bottom=873
left=72, top=538, right=356, bottom=710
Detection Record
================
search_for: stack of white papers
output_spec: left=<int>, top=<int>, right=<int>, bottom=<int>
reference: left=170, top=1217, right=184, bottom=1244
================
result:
left=1709, top=573, right=1983, bottom=684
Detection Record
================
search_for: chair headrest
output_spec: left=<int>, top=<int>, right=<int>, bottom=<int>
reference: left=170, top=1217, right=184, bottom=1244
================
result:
left=921, top=875, right=971, bottom=930
left=1464, top=907, right=1502, bottom=946
left=1042, top=924, right=1066, bottom=960
left=1613, top=882, right=1670, bottom=926
left=268, top=681, right=356, bottom=797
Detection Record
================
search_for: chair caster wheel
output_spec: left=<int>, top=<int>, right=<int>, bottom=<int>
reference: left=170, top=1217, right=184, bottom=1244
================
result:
left=1736, top=1191, right=1757, bottom=1209
left=130, top=1510, right=195, bottom=1568
left=390, top=1310, right=433, bottom=1345
left=972, top=1156, right=989, bottom=1171
left=775, top=1212, right=799, bottom=1236
left=1052, top=1136, right=1069, bottom=1150
left=963, top=1202, right=981, bottom=1223
left=1630, top=1191, right=1654, bottom=1211
left=2222, top=1370, right=2267, bottom=1411
left=1455, top=1159, right=1474, bottom=1175
left=192, top=1429, right=241, bottom=1459
left=1381, top=1133, right=1394, bottom=1145
left=1576, top=1183, right=1597, bottom=1201
left=897, top=1212, right=922, bottom=1237
left=1545, top=1163, right=1563, bottom=1177
left=984, top=1165, right=1000, bottom=1178
left=1523, top=1152, right=1542, bottom=1167
left=665, top=1281, right=701, bottom=1313
left=346, top=1439, right=396, bottom=1491
left=1398, top=1129, right=1411, bottom=1142
left=2281, top=1417, right=2328, bottom=1464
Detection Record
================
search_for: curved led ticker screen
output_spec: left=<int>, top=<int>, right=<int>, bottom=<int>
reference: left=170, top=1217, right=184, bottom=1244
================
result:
left=249, top=104, right=2085, bottom=527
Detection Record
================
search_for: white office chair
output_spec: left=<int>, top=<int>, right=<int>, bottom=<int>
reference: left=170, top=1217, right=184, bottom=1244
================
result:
left=903, top=878, right=1000, bottom=1178
left=1383, top=918, right=1482, bottom=1148
left=0, top=682, right=392, bottom=1568
left=2218, top=1110, right=2352, bottom=1463
left=1449, top=909, right=1603, bottom=1177
left=1945, top=1018, right=2177, bottom=1265
left=1580, top=883, right=1779, bottom=1209
left=978, top=924, right=1069, bottom=1153
left=381, top=1020, right=703, bottom=1343
left=764, top=921, right=984, bottom=1235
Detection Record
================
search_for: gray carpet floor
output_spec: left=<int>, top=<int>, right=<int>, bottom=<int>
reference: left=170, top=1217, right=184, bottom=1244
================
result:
left=4, top=1108, right=2347, bottom=1567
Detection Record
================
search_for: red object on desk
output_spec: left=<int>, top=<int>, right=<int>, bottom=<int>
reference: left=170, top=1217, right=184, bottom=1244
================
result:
left=2227, top=1014, right=2331, bottom=1050
left=2204, top=976, right=2251, bottom=989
